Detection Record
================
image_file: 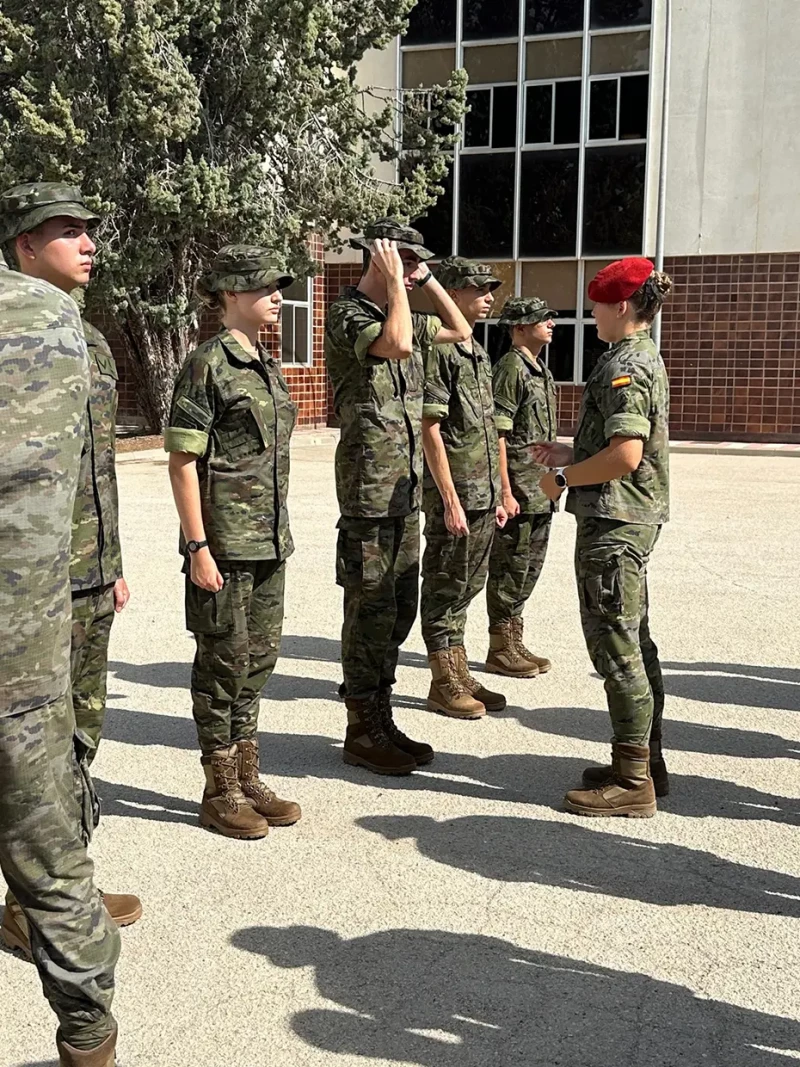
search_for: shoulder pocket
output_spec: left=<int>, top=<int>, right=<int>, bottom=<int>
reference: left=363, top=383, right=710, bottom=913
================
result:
left=177, top=394, right=214, bottom=431
left=94, top=351, right=119, bottom=380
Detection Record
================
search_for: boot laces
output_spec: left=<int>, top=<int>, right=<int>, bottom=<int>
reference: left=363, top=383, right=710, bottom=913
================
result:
left=363, top=698, right=394, bottom=748
left=378, top=689, right=404, bottom=743
left=442, top=650, right=468, bottom=698
left=213, top=752, right=245, bottom=812
left=510, top=618, right=535, bottom=660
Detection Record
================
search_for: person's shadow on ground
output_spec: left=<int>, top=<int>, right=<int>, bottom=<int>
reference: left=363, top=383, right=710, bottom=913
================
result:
left=661, top=661, right=800, bottom=712
left=231, top=924, right=800, bottom=1067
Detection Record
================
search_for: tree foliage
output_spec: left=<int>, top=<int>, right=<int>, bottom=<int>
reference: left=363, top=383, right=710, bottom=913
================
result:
left=0, top=1, right=466, bottom=428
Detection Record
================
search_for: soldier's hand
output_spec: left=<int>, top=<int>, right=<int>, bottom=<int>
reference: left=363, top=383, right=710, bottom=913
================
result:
left=444, top=499, right=469, bottom=537
left=113, top=577, right=130, bottom=613
left=539, top=470, right=564, bottom=502
left=533, top=442, right=573, bottom=467
left=370, top=239, right=405, bottom=283
left=502, top=492, right=520, bottom=519
left=495, top=505, right=508, bottom=529
left=191, top=548, right=225, bottom=591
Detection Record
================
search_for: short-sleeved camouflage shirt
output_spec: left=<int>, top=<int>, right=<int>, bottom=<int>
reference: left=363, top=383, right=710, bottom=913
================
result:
left=566, top=330, right=670, bottom=524
left=492, top=346, right=557, bottom=515
left=164, top=329, right=297, bottom=561
left=422, top=337, right=500, bottom=512
left=325, top=286, right=441, bottom=518
left=70, top=321, right=122, bottom=592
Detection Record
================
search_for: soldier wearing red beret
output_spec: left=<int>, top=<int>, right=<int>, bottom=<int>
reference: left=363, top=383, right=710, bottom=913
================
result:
left=534, top=257, right=673, bottom=818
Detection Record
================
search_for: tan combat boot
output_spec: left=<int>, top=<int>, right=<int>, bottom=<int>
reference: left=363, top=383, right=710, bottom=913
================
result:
left=378, top=687, right=435, bottom=765
left=237, top=737, right=302, bottom=826
left=57, top=1026, right=117, bottom=1067
left=343, top=696, right=417, bottom=775
left=582, top=736, right=669, bottom=797
left=451, top=645, right=506, bottom=712
left=485, top=621, right=540, bottom=678
left=200, top=745, right=270, bottom=839
left=565, top=742, right=657, bottom=818
left=2, top=893, right=141, bottom=961
left=427, top=649, right=485, bottom=719
left=510, top=617, right=551, bottom=674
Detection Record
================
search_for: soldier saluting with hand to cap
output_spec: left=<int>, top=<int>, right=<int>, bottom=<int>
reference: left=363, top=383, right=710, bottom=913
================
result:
left=535, top=257, right=672, bottom=819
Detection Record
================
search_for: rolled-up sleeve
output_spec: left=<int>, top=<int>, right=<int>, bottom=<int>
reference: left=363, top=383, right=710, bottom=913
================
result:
left=414, top=312, right=443, bottom=355
left=598, top=365, right=653, bottom=441
left=163, top=358, right=215, bottom=456
left=328, top=300, right=385, bottom=365
left=492, top=360, right=520, bottom=434
left=423, top=346, right=451, bottom=420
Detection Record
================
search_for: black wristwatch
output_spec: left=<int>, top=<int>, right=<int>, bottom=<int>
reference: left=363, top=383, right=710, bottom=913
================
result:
left=554, top=467, right=569, bottom=490
left=416, top=272, right=433, bottom=287
left=186, top=539, right=209, bottom=554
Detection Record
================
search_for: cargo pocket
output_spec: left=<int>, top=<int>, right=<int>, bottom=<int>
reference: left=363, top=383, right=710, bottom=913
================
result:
left=580, top=552, right=625, bottom=619
left=185, top=577, right=235, bottom=634
left=73, top=729, right=100, bottom=846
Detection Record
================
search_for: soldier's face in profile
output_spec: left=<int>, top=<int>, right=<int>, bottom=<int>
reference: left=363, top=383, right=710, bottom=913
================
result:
left=399, top=250, right=424, bottom=291
left=592, top=300, right=626, bottom=343
left=16, top=216, right=96, bottom=292
left=452, top=284, right=495, bottom=322
left=227, top=284, right=283, bottom=326
left=523, top=319, right=555, bottom=346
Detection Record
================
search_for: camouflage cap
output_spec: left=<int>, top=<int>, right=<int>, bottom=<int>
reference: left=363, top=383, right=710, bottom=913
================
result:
left=200, top=245, right=294, bottom=293
left=499, top=296, right=557, bottom=330
left=436, top=256, right=502, bottom=291
left=0, top=182, right=101, bottom=242
left=349, top=217, right=434, bottom=261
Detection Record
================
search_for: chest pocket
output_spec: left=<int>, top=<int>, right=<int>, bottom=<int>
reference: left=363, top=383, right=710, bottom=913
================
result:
left=366, top=362, right=397, bottom=409
left=451, top=355, right=482, bottom=423
left=521, top=375, right=550, bottom=437
left=215, top=398, right=267, bottom=460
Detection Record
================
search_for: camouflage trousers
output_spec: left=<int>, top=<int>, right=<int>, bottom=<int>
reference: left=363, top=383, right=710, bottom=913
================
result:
left=71, top=584, right=116, bottom=761
left=186, top=560, right=285, bottom=756
left=336, top=513, right=420, bottom=700
left=575, top=517, right=664, bottom=744
left=421, top=508, right=495, bottom=652
left=0, top=693, right=119, bottom=1048
left=486, top=512, right=552, bottom=625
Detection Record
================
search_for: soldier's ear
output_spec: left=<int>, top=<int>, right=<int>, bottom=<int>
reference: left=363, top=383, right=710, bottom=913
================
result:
left=15, top=232, right=36, bottom=264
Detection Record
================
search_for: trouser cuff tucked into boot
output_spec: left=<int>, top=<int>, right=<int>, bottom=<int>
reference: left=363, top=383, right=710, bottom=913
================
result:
left=566, top=742, right=657, bottom=818
left=57, top=1025, right=117, bottom=1066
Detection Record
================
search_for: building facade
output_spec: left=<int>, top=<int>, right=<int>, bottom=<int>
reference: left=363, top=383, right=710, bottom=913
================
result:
left=115, top=0, right=800, bottom=441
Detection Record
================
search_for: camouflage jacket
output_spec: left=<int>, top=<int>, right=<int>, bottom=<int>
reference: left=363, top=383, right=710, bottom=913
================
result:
left=164, top=329, right=297, bottom=561
left=70, top=321, right=122, bottom=592
left=566, top=330, right=670, bottom=525
left=493, top=346, right=557, bottom=515
left=326, top=287, right=441, bottom=518
left=0, top=268, right=89, bottom=715
left=422, top=337, right=500, bottom=512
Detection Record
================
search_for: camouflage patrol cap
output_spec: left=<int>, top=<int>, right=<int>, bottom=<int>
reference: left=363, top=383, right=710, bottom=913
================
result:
left=499, top=296, right=557, bottom=330
left=349, top=217, right=434, bottom=261
left=0, top=182, right=101, bottom=242
left=436, top=256, right=502, bottom=291
left=200, top=245, right=294, bottom=293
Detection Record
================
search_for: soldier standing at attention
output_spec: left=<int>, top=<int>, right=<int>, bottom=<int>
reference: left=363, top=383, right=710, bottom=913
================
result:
left=536, top=258, right=672, bottom=818
left=326, top=219, right=471, bottom=775
left=420, top=257, right=508, bottom=719
left=485, top=297, right=558, bottom=679
left=0, top=265, right=120, bottom=1066
left=0, top=182, right=141, bottom=956
left=165, top=246, right=302, bottom=839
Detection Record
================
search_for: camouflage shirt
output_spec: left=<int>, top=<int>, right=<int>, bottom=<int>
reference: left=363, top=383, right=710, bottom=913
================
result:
left=566, top=330, right=670, bottom=524
left=492, top=346, right=557, bottom=515
left=70, top=321, right=122, bottom=592
left=326, top=287, right=441, bottom=518
left=0, top=268, right=89, bottom=714
left=164, top=329, right=297, bottom=561
left=422, top=337, right=500, bottom=512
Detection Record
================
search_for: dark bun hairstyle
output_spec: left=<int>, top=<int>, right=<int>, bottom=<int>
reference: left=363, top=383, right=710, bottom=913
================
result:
left=629, top=270, right=673, bottom=325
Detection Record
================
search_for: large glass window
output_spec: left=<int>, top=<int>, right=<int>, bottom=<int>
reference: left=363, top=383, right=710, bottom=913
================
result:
left=415, top=167, right=454, bottom=259
left=403, top=0, right=457, bottom=45
left=525, top=0, right=584, bottom=35
left=519, top=150, right=579, bottom=257
left=589, top=74, right=649, bottom=141
left=281, top=278, right=312, bottom=366
left=590, top=0, right=652, bottom=30
left=465, top=85, right=518, bottom=149
left=458, top=154, right=515, bottom=259
left=582, top=144, right=647, bottom=256
left=463, top=0, right=519, bottom=40
left=402, top=48, right=458, bottom=89
left=525, top=81, right=581, bottom=146
left=526, top=38, right=583, bottom=81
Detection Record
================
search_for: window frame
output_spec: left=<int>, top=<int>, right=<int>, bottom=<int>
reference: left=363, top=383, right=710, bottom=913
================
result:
left=587, top=71, right=649, bottom=145
left=463, top=82, right=519, bottom=152
left=522, top=76, right=583, bottom=148
left=280, top=276, right=313, bottom=367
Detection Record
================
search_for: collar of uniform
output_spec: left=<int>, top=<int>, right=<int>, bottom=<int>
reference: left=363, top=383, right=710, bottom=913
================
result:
left=511, top=345, right=546, bottom=375
left=453, top=336, right=488, bottom=361
left=597, top=328, right=653, bottom=372
left=218, top=327, right=270, bottom=366
left=347, top=285, right=387, bottom=320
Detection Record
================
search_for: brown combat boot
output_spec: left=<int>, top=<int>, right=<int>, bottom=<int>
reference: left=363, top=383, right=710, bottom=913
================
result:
left=451, top=645, right=506, bottom=712
left=236, top=737, right=302, bottom=826
left=57, top=1026, right=117, bottom=1066
left=582, top=736, right=669, bottom=797
left=565, top=742, right=657, bottom=818
left=343, top=696, right=417, bottom=775
left=427, top=649, right=485, bottom=719
left=2, top=893, right=141, bottom=961
left=510, top=617, right=552, bottom=674
left=378, top=687, right=435, bottom=765
left=485, top=621, right=540, bottom=678
left=200, top=745, right=270, bottom=839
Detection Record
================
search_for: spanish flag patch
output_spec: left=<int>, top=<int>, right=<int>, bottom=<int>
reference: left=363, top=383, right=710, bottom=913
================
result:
left=611, top=375, right=632, bottom=389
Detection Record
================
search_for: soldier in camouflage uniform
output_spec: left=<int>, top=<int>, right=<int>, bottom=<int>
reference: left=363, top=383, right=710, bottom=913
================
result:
left=0, top=183, right=140, bottom=962
left=165, top=246, right=302, bottom=839
left=485, top=297, right=558, bottom=679
left=326, top=220, right=471, bottom=774
left=537, top=258, right=672, bottom=818
left=420, top=257, right=508, bottom=719
left=0, top=265, right=120, bottom=1066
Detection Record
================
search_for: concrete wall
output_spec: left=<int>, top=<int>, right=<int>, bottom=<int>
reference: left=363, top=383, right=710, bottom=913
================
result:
left=666, top=0, right=800, bottom=256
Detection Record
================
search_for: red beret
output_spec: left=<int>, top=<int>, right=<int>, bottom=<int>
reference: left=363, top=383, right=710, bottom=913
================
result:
left=588, top=257, right=654, bottom=304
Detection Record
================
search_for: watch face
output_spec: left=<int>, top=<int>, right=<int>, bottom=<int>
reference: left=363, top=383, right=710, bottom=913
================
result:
left=187, top=540, right=199, bottom=552
left=555, top=475, right=567, bottom=488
